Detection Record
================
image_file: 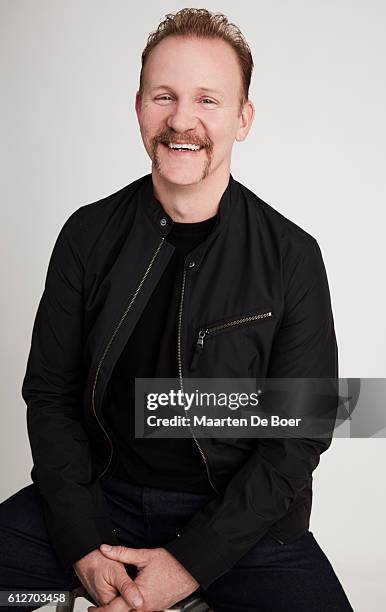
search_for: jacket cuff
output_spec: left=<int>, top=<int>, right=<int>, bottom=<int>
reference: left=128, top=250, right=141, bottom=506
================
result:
left=50, top=515, right=121, bottom=571
left=163, top=523, right=232, bottom=590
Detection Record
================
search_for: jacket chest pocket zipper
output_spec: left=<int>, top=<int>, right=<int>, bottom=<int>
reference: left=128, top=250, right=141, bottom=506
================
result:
left=191, top=311, right=272, bottom=370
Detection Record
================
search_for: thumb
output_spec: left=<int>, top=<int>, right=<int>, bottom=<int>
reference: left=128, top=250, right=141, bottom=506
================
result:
left=114, top=565, right=144, bottom=610
left=100, top=544, right=148, bottom=566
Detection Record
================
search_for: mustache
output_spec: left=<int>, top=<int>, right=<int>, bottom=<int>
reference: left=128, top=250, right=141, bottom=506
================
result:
left=152, top=129, right=213, bottom=150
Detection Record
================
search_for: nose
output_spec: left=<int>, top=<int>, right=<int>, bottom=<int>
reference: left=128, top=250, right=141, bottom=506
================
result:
left=166, top=99, right=200, bottom=134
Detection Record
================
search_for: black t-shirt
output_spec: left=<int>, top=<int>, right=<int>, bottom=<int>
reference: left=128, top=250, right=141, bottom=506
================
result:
left=105, top=212, right=217, bottom=494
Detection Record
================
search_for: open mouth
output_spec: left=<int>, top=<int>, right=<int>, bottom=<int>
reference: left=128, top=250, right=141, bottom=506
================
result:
left=160, top=142, right=204, bottom=154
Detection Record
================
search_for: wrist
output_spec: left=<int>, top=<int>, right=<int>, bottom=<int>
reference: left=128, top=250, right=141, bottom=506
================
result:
left=73, top=548, right=102, bottom=569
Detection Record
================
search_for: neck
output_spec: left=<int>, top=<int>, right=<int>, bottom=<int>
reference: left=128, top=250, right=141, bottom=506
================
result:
left=151, top=166, right=230, bottom=223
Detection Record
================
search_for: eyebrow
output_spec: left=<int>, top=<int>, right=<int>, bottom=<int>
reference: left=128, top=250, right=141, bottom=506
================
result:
left=150, top=85, right=225, bottom=97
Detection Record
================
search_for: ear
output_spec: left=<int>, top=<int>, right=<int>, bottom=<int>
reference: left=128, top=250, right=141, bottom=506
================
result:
left=235, top=99, right=255, bottom=142
left=135, top=91, right=141, bottom=121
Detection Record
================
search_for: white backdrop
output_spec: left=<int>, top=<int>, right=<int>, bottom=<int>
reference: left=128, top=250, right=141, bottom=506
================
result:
left=1, top=1, right=385, bottom=610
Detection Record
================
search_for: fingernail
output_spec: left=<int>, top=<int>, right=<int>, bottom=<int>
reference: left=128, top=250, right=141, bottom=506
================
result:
left=100, top=544, right=112, bottom=551
left=133, top=595, right=143, bottom=607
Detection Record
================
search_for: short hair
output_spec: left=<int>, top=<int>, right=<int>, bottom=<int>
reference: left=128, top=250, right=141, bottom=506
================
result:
left=138, top=8, right=254, bottom=112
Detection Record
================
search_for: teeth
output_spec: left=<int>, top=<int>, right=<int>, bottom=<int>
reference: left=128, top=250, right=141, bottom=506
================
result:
left=168, top=143, right=201, bottom=151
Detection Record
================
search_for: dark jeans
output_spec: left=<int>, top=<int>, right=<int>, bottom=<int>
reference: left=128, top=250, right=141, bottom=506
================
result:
left=0, top=477, right=354, bottom=612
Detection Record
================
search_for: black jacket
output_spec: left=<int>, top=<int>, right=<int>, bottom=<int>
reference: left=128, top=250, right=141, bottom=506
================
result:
left=21, top=173, right=338, bottom=589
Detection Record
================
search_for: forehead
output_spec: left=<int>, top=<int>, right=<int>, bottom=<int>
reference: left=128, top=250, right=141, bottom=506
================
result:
left=142, top=35, right=242, bottom=96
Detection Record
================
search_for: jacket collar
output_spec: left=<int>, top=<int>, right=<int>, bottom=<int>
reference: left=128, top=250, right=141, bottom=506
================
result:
left=139, top=172, right=234, bottom=242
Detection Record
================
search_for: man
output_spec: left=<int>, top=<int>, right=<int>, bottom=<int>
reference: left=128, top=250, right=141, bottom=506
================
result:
left=0, top=8, right=353, bottom=612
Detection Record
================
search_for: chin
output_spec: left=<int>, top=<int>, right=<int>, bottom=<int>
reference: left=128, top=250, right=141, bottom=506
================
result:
left=154, top=165, right=210, bottom=186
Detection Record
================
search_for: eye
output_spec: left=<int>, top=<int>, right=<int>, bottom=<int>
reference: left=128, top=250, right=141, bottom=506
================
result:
left=154, top=95, right=174, bottom=105
left=200, top=98, right=216, bottom=105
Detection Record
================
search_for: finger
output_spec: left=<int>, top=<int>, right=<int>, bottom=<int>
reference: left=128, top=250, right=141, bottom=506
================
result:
left=100, top=544, right=148, bottom=567
left=115, top=573, right=144, bottom=609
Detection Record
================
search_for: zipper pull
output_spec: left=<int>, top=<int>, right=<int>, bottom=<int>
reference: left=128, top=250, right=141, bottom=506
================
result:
left=190, top=330, right=208, bottom=370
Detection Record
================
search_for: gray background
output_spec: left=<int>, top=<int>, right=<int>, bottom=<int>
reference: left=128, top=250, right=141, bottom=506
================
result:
left=1, top=1, right=385, bottom=610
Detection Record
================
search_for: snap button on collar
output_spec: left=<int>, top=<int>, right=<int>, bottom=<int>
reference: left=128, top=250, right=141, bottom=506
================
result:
left=160, top=218, right=167, bottom=227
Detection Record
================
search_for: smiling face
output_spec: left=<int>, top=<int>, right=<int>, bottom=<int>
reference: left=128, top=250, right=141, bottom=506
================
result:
left=136, top=35, right=254, bottom=187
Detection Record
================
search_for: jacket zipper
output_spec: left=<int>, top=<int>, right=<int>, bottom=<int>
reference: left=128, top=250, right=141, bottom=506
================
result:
left=191, top=311, right=272, bottom=369
left=178, top=268, right=220, bottom=495
left=91, top=238, right=165, bottom=478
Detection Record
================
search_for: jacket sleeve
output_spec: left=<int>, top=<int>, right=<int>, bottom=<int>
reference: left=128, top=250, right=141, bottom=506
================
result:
left=164, top=236, right=339, bottom=589
left=21, top=213, right=119, bottom=571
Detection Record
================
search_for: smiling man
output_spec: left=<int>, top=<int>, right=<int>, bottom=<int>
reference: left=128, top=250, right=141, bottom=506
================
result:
left=0, top=8, right=353, bottom=612
left=137, top=28, right=252, bottom=216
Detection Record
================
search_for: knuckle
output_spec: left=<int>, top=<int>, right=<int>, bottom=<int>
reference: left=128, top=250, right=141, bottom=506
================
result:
left=123, top=586, right=142, bottom=607
left=94, top=584, right=113, bottom=604
left=120, top=576, right=135, bottom=594
left=137, top=548, right=149, bottom=561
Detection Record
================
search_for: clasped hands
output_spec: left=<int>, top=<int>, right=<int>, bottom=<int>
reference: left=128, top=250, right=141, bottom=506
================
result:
left=73, top=544, right=199, bottom=612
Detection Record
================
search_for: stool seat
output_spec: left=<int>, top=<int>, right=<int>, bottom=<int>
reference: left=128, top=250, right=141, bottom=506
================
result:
left=163, top=592, right=212, bottom=610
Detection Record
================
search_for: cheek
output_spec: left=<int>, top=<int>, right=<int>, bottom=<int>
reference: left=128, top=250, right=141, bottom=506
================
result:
left=207, top=128, right=237, bottom=157
left=140, top=107, right=168, bottom=132
left=202, top=114, right=238, bottom=146
left=138, top=113, right=164, bottom=146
